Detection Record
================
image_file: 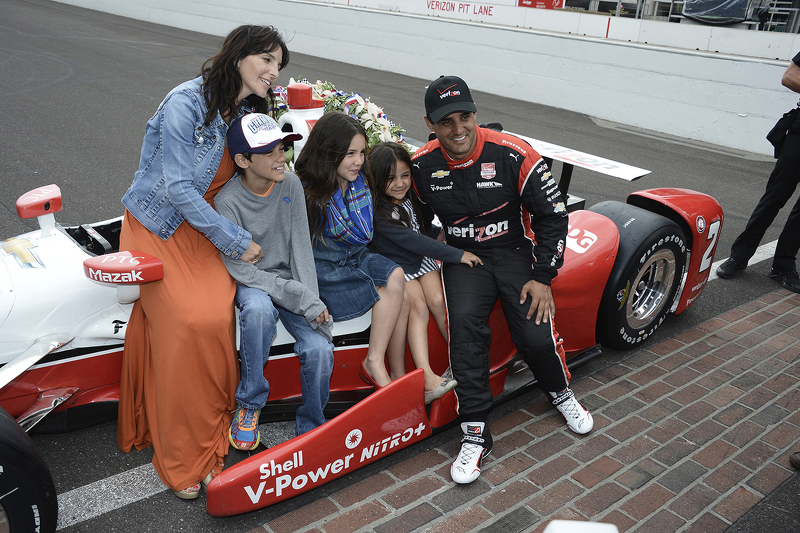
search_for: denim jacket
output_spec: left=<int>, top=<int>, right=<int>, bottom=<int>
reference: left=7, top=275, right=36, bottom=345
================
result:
left=122, top=76, right=251, bottom=259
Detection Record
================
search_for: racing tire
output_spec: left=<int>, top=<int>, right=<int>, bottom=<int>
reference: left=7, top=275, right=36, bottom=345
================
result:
left=0, top=406, right=58, bottom=533
left=591, top=201, right=688, bottom=351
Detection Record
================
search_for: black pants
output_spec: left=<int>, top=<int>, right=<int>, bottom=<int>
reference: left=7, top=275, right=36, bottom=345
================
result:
left=442, top=246, right=570, bottom=421
left=731, top=130, right=800, bottom=271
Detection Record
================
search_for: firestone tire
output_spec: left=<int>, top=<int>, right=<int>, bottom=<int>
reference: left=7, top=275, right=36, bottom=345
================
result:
left=590, top=201, right=687, bottom=351
left=599, top=224, right=686, bottom=350
left=0, top=406, right=58, bottom=533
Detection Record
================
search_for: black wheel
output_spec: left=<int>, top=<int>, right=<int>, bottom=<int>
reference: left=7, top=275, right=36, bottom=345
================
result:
left=590, top=201, right=688, bottom=350
left=0, top=407, right=58, bottom=533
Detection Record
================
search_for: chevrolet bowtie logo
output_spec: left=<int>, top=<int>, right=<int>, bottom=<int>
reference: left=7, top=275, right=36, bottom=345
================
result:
left=1, top=237, right=44, bottom=268
left=431, top=170, right=450, bottom=179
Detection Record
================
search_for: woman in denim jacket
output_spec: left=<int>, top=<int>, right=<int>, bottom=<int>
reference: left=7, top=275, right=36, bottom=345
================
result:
left=117, top=25, right=289, bottom=500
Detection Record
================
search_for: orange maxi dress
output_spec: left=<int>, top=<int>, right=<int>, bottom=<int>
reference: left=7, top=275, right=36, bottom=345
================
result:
left=117, top=148, right=239, bottom=491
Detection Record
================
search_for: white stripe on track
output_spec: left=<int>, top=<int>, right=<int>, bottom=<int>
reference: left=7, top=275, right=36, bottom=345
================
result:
left=56, top=463, right=165, bottom=530
left=54, top=421, right=294, bottom=529
left=707, top=241, right=776, bottom=282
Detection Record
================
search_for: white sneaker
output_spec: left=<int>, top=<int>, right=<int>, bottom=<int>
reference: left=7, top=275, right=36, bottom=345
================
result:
left=450, top=422, right=492, bottom=484
left=551, top=388, right=593, bottom=434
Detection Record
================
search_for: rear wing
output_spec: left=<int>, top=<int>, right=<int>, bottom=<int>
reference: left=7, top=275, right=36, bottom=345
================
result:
left=409, top=126, right=651, bottom=211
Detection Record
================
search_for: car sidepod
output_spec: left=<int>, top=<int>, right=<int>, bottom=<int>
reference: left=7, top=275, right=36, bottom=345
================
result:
left=552, top=210, right=621, bottom=357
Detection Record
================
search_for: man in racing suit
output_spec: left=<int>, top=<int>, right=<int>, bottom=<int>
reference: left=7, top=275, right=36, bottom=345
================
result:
left=412, top=76, right=593, bottom=485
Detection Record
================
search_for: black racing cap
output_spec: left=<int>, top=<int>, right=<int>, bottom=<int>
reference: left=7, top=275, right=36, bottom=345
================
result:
left=424, top=75, right=477, bottom=123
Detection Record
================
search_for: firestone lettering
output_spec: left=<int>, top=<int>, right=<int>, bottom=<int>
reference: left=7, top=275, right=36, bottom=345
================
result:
left=500, top=138, right=528, bottom=155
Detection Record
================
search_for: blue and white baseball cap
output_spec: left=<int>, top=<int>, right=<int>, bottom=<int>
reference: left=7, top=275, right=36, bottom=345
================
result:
left=227, top=113, right=302, bottom=157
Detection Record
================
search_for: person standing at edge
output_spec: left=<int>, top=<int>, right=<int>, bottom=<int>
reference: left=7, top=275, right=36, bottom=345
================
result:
left=411, top=76, right=593, bottom=485
left=716, top=54, right=800, bottom=293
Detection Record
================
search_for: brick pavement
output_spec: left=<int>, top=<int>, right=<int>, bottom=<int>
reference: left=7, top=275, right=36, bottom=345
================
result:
left=249, top=288, right=800, bottom=533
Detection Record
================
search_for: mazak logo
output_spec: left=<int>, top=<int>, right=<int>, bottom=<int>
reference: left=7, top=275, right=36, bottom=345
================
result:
left=431, top=170, right=450, bottom=179
left=88, top=268, right=144, bottom=283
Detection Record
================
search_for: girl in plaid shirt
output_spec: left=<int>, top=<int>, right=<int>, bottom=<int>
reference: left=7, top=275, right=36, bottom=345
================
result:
left=297, top=112, right=408, bottom=389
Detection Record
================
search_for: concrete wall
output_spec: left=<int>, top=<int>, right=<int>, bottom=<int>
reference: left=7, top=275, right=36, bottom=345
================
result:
left=55, top=0, right=800, bottom=155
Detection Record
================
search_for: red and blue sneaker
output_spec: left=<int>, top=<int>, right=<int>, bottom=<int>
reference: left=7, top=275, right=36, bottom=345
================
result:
left=229, top=405, right=260, bottom=451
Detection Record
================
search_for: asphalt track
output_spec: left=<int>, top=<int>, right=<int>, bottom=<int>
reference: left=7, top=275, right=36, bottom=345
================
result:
left=1, top=0, right=797, bottom=531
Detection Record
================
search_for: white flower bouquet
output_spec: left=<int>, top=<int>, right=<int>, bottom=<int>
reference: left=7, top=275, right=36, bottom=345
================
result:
left=273, top=78, right=411, bottom=151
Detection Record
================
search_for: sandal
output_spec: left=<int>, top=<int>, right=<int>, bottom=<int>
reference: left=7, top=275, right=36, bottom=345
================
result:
left=173, top=483, right=201, bottom=500
left=202, top=458, right=225, bottom=492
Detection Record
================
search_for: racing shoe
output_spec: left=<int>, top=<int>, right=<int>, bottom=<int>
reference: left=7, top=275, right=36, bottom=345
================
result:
left=229, top=405, right=260, bottom=451
left=551, top=388, right=593, bottom=434
left=450, top=422, right=493, bottom=484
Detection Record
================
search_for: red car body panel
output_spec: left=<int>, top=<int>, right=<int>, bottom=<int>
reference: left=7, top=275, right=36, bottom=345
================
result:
left=206, top=369, right=432, bottom=516
left=628, top=188, right=724, bottom=314
left=552, top=210, right=621, bottom=356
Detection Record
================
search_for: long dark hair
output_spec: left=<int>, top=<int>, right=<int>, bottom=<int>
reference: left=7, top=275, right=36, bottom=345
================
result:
left=368, top=142, right=427, bottom=233
left=295, top=112, right=371, bottom=239
left=200, top=25, right=290, bottom=125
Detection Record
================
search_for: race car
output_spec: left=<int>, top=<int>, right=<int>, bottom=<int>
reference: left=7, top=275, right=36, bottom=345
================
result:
left=0, top=131, right=722, bottom=528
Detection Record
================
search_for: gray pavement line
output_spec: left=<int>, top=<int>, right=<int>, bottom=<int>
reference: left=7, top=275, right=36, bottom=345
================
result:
left=707, top=240, right=777, bottom=282
left=56, top=463, right=165, bottom=530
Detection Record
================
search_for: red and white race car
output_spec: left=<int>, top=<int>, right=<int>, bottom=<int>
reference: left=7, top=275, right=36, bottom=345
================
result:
left=0, top=131, right=722, bottom=530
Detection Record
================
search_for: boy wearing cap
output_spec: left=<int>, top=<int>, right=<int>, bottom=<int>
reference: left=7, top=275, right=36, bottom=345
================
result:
left=216, top=113, right=334, bottom=450
left=412, top=76, right=593, bottom=484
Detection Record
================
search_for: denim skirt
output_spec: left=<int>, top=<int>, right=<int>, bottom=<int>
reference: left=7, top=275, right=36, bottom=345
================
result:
left=313, top=236, right=400, bottom=321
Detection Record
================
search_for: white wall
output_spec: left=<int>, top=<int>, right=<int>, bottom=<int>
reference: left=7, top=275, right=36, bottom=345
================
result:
left=56, top=0, right=800, bottom=155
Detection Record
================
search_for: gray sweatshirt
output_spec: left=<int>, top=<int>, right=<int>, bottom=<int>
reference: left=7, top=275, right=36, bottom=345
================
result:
left=215, top=173, right=332, bottom=341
